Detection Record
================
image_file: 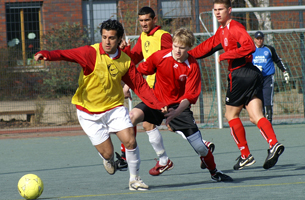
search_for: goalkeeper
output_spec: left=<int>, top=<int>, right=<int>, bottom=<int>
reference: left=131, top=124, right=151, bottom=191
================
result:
left=252, top=31, right=289, bottom=123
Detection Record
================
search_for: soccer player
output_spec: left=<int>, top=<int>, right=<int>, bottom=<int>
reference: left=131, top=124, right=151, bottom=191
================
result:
left=252, top=31, right=289, bottom=123
left=129, top=27, right=233, bottom=182
left=120, top=6, right=215, bottom=174
left=34, top=19, right=167, bottom=191
left=188, top=0, right=285, bottom=170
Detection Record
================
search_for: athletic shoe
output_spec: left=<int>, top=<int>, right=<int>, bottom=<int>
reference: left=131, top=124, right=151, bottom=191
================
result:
left=211, top=171, right=233, bottom=182
left=129, top=176, right=149, bottom=191
left=149, top=159, right=174, bottom=176
left=200, top=141, right=215, bottom=169
left=233, top=154, right=256, bottom=170
left=115, top=152, right=128, bottom=171
left=263, top=143, right=285, bottom=169
left=100, top=153, right=116, bottom=175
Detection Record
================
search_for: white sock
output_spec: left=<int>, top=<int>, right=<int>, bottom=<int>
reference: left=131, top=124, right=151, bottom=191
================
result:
left=126, top=146, right=140, bottom=182
left=147, top=127, right=168, bottom=165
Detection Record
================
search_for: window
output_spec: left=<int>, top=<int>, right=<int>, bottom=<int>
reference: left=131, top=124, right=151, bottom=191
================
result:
left=160, top=0, right=192, bottom=19
left=82, top=0, right=117, bottom=43
left=5, top=2, right=43, bottom=66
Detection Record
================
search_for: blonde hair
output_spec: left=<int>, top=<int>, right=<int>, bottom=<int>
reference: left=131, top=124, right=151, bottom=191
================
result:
left=172, top=27, right=195, bottom=48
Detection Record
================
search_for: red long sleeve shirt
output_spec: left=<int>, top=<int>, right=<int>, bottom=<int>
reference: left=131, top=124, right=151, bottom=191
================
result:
left=137, top=49, right=201, bottom=106
left=36, top=43, right=166, bottom=113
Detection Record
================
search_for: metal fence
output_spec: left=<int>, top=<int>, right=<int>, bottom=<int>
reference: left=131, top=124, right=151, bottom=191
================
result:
left=0, top=0, right=305, bottom=131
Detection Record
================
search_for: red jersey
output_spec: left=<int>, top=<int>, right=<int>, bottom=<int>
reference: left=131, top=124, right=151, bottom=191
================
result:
left=123, top=26, right=172, bottom=64
left=36, top=43, right=166, bottom=113
left=189, top=20, right=255, bottom=71
left=137, top=49, right=201, bottom=106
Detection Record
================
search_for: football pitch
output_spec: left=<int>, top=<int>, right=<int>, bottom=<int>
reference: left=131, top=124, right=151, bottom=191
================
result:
left=1, top=123, right=304, bottom=200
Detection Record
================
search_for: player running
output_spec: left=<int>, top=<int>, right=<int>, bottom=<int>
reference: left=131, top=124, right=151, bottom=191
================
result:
left=188, top=0, right=284, bottom=170
left=129, top=27, right=233, bottom=182
left=34, top=19, right=167, bottom=190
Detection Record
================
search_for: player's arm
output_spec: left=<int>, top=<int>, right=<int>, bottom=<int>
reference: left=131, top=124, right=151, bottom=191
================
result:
left=121, top=36, right=144, bottom=65
left=34, top=46, right=96, bottom=74
left=136, top=52, right=158, bottom=75
left=122, top=61, right=166, bottom=110
left=267, top=45, right=287, bottom=72
left=161, top=33, right=173, bottom=49
left=188, top=33, right=223, bottom=59
left=219, top=28, right=255, bottom=61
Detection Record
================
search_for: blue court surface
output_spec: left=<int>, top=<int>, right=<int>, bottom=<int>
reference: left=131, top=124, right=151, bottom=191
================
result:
left=0, top=123, right=304, bottom=200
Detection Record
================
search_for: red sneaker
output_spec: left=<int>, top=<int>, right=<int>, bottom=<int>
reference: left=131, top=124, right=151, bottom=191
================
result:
left=149, top=159, right=174, bottom=176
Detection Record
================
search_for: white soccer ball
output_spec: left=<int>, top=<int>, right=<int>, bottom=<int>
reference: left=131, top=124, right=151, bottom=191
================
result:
left=17, top=174, right=44, bottom=200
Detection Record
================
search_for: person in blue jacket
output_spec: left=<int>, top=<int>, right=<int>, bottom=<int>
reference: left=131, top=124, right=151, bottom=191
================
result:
left=252, top=31, right=289, bottom=123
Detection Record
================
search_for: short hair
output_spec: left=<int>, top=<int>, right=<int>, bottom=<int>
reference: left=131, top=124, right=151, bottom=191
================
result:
left=138, top=6, right=155, bottom=19
left=100, top=19, right=124, bottom=39
left=172, top=28, right=195, bottom=48
left=213, top=0, right=232, bottom=8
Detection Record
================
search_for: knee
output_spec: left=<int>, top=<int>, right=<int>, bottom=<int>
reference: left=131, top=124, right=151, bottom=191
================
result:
left=124, top=137, right=137, bottom=150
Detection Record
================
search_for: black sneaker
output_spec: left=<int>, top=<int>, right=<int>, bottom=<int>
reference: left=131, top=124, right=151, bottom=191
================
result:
left=211, top=171, right=233, bottom=182
left=200, top=141, right=215, bottom=169
left=233, top=154, right=256, bottom=170
left=115, top=152, right=128, bottom=171
left=263, top=143, right=284, bottom=169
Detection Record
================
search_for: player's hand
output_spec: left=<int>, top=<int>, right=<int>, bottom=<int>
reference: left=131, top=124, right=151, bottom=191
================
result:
left=119, top=39, right=131, bottom=49
left=283, top=71, right=290, bottom=84
left=123, top=84, right=132, bottom=100
left=161, top=106, right=168, bottom=113
left=34, top=53, right=46, bottom=61
left=164, top=108, right=178, bottom=126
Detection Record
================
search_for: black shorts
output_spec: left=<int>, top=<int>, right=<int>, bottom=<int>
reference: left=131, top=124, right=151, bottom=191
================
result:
left=226, top=62, right=263, bottom=106
left=134, top=102, right=199, bottom=134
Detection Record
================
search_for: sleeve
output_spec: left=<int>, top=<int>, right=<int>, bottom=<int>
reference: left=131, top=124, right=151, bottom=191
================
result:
left=181, top=60, right=202, bottom=104
left=35, top=46, right=96, bottom=74
left=136, top=52, right=158, bottom=75
left=219, top=27, right=256, bottom=61
left=123, top=36, right=144, bottom=65
left=122, top=61, right=166, bottom=110
left=161, top=33, right=173, bottom=50
left=188, top=30, right=223, bottom=59
left=268, top=45, right=287, bottom=72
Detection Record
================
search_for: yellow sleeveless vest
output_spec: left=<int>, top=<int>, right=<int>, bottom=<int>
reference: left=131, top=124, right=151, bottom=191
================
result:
left=71, top=43, right=131, bottom=112
left=141, top=29, right=169, bottom=88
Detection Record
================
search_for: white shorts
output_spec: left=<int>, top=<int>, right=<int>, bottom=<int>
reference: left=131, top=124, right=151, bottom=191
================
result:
left=77, top=106, right=133, bottom=146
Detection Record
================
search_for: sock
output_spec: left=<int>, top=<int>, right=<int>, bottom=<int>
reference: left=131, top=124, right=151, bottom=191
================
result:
left=200, top=151, right=216, bottom=171
left=120, top=126, right=137, bottom=160
left=147, top=127, right=168, bottom=165
left=228, top=118, right=250, bottom=158
left=186, top=131, right=209, bottom=157
left=257, top=117, right=278, bottom=148
left=125, top=146, right=140, bottom=182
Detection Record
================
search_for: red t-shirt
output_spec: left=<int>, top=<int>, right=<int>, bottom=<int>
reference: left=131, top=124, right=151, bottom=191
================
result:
left=137, top=49, right=201, bottom=106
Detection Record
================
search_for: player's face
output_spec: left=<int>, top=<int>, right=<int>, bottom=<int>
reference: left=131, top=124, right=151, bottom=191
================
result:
left=172, top=41, right=191, bottom=62
left=213, top=3, right=232, bottom=26
left=254, top=37, right=264, bottom=48
left=101, top=29, right=121, bottom=54
left=138, top=14, right=157, bottom=33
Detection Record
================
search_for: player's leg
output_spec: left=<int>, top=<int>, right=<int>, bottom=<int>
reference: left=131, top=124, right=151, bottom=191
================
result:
left=246, top=97, right=284, bottom=169
left=170, top=107, right=232, bottom=182
left=131, top=103, right=173, bottom=176
left=262, top=75, right=274, bottom=123
left=225, top=105, right=255, bottom=170
left=76, top=109, right=116, bottom=175
left=109, top=106, right=148, bottom=190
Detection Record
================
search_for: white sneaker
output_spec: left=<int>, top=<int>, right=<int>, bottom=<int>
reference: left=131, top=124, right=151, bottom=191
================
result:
left=129, top=176, right=149, bottom=191
left=99, top=153, right=116, bottom=175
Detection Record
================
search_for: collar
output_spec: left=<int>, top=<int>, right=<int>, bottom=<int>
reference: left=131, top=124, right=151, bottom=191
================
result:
left=99, top=43, right=121, bottom=60
left=147, top=25, right=161, bottom=36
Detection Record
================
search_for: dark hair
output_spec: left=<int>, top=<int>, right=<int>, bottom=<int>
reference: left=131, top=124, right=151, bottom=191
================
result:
left=100, top=19, right=124, bottom=39
left=213, top=0, right=232, bottom=8
left=138, top=6, right=155, bottom=19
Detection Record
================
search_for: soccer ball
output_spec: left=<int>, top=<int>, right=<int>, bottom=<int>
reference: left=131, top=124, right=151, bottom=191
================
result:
left=17, top=174, right=44, bottom=200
